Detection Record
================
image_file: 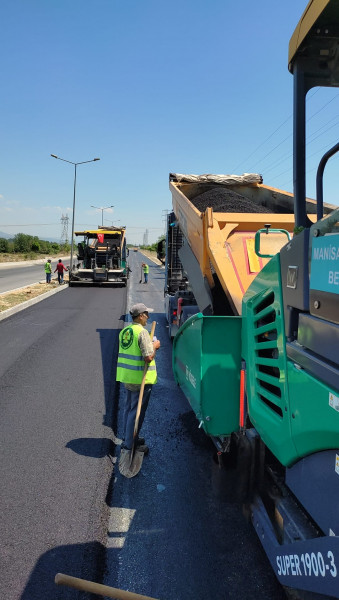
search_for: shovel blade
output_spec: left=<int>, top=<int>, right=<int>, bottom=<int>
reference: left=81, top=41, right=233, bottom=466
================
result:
left=119, top=448, right=144, bottom=478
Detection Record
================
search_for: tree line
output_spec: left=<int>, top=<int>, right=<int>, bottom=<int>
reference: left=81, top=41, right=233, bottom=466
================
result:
left=0, top=233, right=165, bottom=256
left=0, top=233, right=70, bottom=255
left=139, top=236, right=165, bottom=253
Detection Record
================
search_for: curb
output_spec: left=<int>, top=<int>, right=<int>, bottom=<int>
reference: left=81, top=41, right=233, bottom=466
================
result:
left=0, top=284, right=69, bottom=322
left=138, top=252, right=163, bottom=266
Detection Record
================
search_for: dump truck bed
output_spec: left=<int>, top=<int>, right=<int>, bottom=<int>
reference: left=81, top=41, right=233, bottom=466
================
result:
left=169, top=173, right=326, bottom=315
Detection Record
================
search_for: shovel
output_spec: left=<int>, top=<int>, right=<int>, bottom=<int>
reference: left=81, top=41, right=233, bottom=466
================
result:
left=55, top=572, right=160, bottom=599
left=139, top=264, right=143, bottom=283
left=119, top=321, right=156, bottom=478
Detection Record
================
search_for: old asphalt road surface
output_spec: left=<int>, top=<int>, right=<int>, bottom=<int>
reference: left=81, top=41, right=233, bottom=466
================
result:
left=104, top=251, right=286, bottom=600
left=0, top=250, right=286, bottom=600
left=0, top=258, right=70, bottom=294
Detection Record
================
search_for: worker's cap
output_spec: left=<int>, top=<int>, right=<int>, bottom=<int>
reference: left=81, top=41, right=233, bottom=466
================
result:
left=129, top=303, right=154, bottom=317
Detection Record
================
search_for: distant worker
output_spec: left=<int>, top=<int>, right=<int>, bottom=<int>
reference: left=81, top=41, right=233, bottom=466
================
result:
left=54, top=259, right=68, bottom=285
left=142, top=262, right=149, bottom=284
left=44, top=259, right=52, bottom=284
left=116, top=303, right=160, bottom=455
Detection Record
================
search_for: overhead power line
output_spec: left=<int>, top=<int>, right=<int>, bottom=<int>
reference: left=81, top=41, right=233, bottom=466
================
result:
left=232, top=90, right=320, bottom=173
left=232, top=114, right=292, bottom=173
left=0, top=223, right=64, bottom=227
left=232, top=88, right=339, bottom=178
left=0, top=223, right=163, bottom=231
left=258, top=116, right=339, bottom=177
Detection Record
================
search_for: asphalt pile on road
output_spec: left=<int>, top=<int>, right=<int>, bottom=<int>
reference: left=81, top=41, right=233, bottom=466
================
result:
left=192, top=187, right=272, bottom=213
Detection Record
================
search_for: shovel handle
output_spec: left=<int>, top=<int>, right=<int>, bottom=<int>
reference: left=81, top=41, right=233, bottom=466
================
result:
left=133, top=320, right=157, bottom=437
left=149, top=320, right=157, bottom=340
left=55, top=573, right=160, bottom=600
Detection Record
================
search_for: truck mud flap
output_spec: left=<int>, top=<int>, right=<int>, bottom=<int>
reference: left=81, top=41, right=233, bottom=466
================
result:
left=211, top=432, right=253, bottom=503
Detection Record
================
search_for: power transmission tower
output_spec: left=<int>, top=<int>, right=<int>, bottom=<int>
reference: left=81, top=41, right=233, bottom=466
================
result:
left=60, top=214, right=69, bottom=245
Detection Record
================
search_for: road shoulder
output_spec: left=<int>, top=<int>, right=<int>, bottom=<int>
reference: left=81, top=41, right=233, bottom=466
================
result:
left=0, top=284, right=68, bottom=322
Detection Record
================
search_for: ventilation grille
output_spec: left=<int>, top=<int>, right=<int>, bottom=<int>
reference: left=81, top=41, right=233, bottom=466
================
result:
left=252, top=290, right=284, bottom=418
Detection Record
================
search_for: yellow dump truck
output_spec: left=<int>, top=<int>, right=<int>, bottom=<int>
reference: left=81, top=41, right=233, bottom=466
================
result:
left=162, top=3, right=339, bottom=597
left=162, top=172, right=334, bottom=337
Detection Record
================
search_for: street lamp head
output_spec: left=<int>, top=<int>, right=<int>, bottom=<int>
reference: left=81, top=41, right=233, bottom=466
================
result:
left=91, top=205, right=114, bottom=210
left=51, top=154, right=100, bottom=165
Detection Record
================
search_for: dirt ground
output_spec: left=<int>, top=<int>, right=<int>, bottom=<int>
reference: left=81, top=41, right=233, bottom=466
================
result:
left=0, top=275, right=69, bottom=313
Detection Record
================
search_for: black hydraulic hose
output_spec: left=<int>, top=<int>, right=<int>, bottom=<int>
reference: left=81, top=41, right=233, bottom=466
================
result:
left=316, top=142, right=339, bottom=221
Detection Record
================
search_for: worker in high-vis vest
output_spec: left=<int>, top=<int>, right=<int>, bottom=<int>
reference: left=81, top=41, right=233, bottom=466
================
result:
left=116, top=303, right=161, bottom=454
left=44, top=259, right=52, bottom=283
left=142, top=262, right=149, bottom=283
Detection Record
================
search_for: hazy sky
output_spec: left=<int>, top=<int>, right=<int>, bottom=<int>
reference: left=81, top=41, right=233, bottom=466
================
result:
left=1, top=0, right=338, bottom=245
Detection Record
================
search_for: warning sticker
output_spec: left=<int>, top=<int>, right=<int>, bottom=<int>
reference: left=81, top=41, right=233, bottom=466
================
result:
left=336, top=455, right=339, bottom=476
left=329, top=392, right=339, bottom=412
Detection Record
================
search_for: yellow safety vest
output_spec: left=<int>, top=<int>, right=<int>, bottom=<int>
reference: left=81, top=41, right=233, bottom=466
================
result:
left=116, top=323, right=157, bottom=384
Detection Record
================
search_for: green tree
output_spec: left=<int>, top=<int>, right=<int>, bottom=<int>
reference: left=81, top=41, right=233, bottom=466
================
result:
left=60, top=242, right=71, bottom=254
left=13, top=233, right=33, bottom=253
left=7, top=240, right=14, bottom=253
left=31, top=236, right=40, bottom=252
left=39, top=239, right=50, bottom=254
left=0, top=238, right=10, bottom=253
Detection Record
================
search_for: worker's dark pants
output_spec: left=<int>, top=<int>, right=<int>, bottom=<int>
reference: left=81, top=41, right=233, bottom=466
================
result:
left=57, top=272, right=64, bottom=284
left=123, top=384, right=152, bottom=449
left=144, top=272, right=148, bottom=283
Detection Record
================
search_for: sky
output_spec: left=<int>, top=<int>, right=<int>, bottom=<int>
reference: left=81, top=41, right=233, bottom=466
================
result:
left=1, top=0, right=338, bottom=246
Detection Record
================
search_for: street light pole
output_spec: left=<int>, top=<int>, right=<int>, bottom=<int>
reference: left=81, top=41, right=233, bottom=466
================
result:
left=71, top=163, right=77, bottom=275
left=50, top=154, right=100, bottom=276
left=91, top=205, right=114, bottom=227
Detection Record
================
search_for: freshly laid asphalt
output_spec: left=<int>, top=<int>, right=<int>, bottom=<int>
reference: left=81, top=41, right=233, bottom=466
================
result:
left=103, top=252, right=285, bottom=600
left=0, top=252, right=286, bottom=600
left=0, top=280, right=125, bottom=600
